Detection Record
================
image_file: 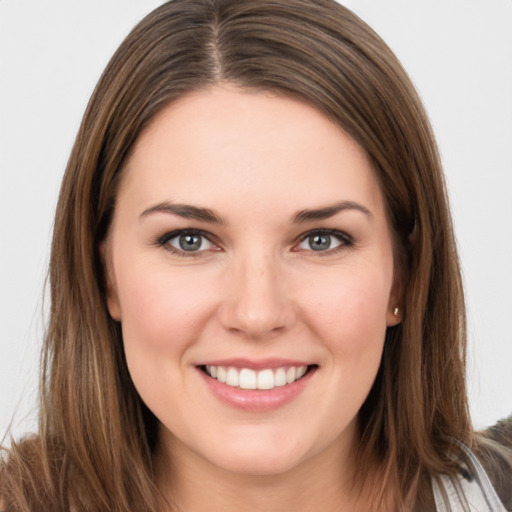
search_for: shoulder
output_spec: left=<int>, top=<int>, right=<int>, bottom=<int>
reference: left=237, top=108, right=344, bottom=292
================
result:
left=474, top=415, right=512, bottom=511
left=432, top=429, right=512, bottom=512
left=481, top=415, right=512, bottom=449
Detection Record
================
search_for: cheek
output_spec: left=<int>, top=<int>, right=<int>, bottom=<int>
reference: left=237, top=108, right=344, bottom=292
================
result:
left=299, top=264, right=391, bottom=358
left=115, top=261, right=221, bottom=416
left=299, top=267, right=391, bottom=424
left=115, top=260, right=218, bottom=356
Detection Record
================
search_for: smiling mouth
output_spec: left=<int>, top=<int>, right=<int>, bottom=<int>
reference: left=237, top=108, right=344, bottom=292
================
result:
left=200, top=364, right=317, bottom=390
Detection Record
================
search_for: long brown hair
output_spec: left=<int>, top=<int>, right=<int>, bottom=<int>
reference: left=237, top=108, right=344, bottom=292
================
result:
left=0, top=0, right=482, bottom=509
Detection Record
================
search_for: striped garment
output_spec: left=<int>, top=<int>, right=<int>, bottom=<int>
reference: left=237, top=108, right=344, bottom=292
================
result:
left=432, top=444, right=507, bottom=511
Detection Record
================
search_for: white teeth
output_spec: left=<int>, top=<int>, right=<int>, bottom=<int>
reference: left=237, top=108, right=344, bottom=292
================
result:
left=257, top=369, right=274, bottom=390
left=297, top=365, right=307, bottom=378
left=204, top=364, right=310, bottom=390
left=239, top=368, right=257, bottom=389
left=217, top=366, right=226, bottom=383
left=226, top=367, right=239, bottom=387
left=275, top=368, right=287, bottom=387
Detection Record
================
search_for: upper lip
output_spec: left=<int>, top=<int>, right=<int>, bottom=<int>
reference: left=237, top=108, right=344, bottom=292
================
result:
left=196, top=358, right=314, bottom=370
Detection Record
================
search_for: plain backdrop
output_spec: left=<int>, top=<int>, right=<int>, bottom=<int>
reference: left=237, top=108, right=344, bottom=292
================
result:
left=1, top=0, right=511, bottom=440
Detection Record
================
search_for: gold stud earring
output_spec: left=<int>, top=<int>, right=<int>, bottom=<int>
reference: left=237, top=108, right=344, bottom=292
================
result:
left=393, top=307, right=399, bottom=317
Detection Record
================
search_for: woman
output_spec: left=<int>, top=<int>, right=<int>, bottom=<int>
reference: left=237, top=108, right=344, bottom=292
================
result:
left=1, top=0, right=511, bottom=510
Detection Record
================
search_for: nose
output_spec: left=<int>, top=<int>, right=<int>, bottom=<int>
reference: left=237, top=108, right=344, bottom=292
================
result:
left=217, top=251, right=296, bottom=340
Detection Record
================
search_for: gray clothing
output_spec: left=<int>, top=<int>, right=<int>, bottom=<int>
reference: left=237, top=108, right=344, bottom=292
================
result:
left=433, top=444, right=507, bottom=511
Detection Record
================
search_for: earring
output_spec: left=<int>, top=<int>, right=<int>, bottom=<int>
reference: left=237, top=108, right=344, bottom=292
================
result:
left=393, top=307, right=399, bottom=317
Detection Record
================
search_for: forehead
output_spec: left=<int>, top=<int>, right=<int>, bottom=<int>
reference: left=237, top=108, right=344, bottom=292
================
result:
left=118, top=85, right=386, bottom=220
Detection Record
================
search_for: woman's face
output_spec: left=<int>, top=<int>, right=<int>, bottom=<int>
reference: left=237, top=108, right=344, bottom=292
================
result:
left=104, top=85, right=400, bottom=478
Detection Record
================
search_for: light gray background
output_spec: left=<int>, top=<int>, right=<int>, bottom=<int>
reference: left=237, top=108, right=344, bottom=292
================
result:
left=1, top=1, right=511, bottom=440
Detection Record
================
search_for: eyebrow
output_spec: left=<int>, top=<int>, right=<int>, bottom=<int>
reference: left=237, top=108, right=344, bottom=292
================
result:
left=140, top=199, right=372, bottom=225
left=291, top=200, right=372, bottom=223
left=140, top=202, right=226, bottom=224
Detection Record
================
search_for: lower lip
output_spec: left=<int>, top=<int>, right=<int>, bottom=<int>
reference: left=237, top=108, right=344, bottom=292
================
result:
left=197, top=367, right=316, bottom=412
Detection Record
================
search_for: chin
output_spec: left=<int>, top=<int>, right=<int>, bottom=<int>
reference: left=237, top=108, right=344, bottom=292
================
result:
left=211, top=450, right=306, bottom=477
left=197, top=432, right=316, bottom=477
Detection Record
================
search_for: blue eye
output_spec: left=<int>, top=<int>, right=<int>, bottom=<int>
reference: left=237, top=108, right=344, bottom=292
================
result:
left=297, top=231, right=351, bottom=252
left=160, top=230, right=214, bottom=253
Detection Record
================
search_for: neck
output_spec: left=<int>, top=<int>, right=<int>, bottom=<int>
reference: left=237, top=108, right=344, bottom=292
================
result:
left=154, top=429, right=388, bottom=512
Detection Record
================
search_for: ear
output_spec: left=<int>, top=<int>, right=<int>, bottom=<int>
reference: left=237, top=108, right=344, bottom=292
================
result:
left=386, top=303, right=401, bottom=327
left=386, top=266, right=404, bottom=327
left=99, top=241, right=122, bottom=321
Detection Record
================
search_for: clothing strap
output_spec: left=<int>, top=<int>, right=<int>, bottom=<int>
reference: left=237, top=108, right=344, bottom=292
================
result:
left=432, top=443, right=507, bottom=511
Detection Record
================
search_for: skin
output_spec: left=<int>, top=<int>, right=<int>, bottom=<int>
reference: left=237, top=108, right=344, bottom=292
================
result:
left=104, top=85, right=401, bottom=511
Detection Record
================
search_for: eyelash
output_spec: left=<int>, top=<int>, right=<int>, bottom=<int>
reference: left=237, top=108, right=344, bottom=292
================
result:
left=295, top=229, right=354, bottom=255
left=155, top=229, right=218, bottom=258
left=154, top=228, right=354, bottom=257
